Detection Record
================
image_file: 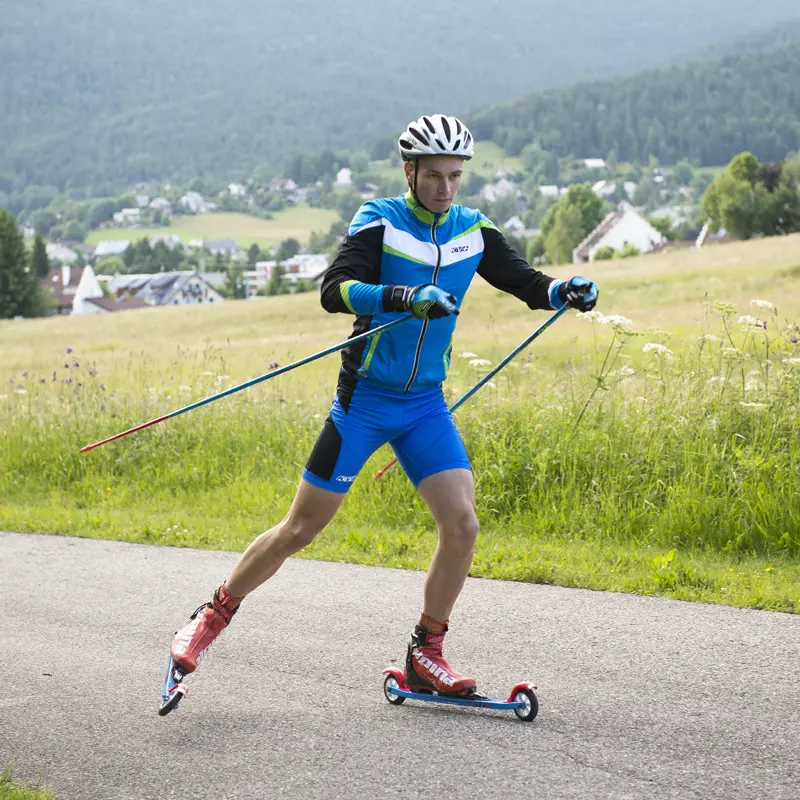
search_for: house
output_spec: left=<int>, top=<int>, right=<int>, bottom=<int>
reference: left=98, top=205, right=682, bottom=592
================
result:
left=335, top=168, right=353, bottom=188
left=46, top=243, right=79, bottom=264
left=502, top=216, right=526, bottom=235
left=190, top=238, right=240, bottom=256
left=135, top=194, right=150, bottom=207
left=480, top=178, right=518, bottom=204
left=149, top=197, right=174, bottom=216
left=148, top=234, right=184, bottom=250
left=591, top=180, right=618, bottom=199
left=39, top=264, right=143, bottom=315
left=180, top=191, right=209, bottom=213
left=22, top=225, right=36, bottom=238
left=112, top=208, right=141, bottom=226
left=228, top=183, right=247, bottom=197
left=538, top=185, right=566, bottom=198
left=93, top=240, right=131, bottom=261
left=245, top=255, right=329, bottom=297
left=572, top=202, right=666, bottom=263
left=583, top=158, right=607, bottom=170
left=108, top=271, right=225, bottom=306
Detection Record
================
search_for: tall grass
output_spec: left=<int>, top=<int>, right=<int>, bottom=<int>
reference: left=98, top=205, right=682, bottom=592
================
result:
left=3, top=235, right=800, bottom=609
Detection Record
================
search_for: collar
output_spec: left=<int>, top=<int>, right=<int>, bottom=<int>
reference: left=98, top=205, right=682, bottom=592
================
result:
left=404, top=190, right=450, bottom=226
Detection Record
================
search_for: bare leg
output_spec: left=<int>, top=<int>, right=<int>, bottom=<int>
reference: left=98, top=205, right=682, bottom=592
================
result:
left=416, top=469, right=479, bottom=622
left=225, top=479, right=345, bottom=597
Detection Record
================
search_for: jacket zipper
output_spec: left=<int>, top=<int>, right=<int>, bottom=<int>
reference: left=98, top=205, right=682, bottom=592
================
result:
left=404, top=216, right=442, bottom=393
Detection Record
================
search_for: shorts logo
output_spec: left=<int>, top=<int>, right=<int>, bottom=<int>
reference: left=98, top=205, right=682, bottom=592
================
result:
left=335, top=475, right=356, bottom=483
left=451, top=245, right=469, bottom=253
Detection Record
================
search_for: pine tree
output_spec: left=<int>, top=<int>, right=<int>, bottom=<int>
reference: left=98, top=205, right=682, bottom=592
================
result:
left=0, top=209, right=40, bottom=318
left=31, top=233, right=51, bottom=278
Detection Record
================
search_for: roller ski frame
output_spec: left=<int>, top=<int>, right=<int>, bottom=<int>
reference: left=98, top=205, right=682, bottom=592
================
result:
left=158, top=654, right=189, bottom=716
left=382, top=667, right=538, bottom=722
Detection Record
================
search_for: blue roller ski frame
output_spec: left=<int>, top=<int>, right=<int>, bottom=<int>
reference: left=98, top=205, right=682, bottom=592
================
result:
left=158, top=654, right=189, bottom=716
left=382, top=668, right=538, bottom=721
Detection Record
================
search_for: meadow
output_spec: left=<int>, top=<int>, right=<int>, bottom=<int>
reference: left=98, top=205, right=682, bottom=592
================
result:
left=2, top=235, right=799, bottom=611
left=85, top=207, right=340, bottom=251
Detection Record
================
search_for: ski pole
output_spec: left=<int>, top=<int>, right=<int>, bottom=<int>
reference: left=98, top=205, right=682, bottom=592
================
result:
left=374, top=305, right=568, bottom=479
left=80, top=314, right=414, bottom=453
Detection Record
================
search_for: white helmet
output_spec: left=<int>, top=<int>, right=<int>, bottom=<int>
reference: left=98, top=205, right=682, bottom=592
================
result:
left=398, top=114, right=474, bottom=161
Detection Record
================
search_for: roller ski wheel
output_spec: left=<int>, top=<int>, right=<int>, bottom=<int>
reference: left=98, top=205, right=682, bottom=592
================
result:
left=158, top=654, right=188, bottom=717
left=382, top=667, right=538, bottom=722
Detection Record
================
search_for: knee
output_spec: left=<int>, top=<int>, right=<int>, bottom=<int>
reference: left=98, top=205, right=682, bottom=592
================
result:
left=441, top=510, right=480, bottom=553
left=277, top=516, right=322, bottom=552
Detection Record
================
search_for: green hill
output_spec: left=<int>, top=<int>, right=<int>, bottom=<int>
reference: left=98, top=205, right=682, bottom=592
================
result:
left=2, top=0, right=799, bottom=190
left=469, top=46, right=800, bottom=166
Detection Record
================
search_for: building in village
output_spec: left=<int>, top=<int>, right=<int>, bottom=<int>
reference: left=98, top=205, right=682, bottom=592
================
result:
left=40, top=265, right=147, bottom=315
left=244, top=254, right=329, bottom=297
left=107, top=271, right=226, bottom=306
left=573, top=202, right=667, bottom=263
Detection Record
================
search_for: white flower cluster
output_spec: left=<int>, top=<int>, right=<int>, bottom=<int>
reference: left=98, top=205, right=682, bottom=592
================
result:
left=642, top=343, right=673, bottom=356
left=469, top=359, right=492, bottom=368
left=578, top=311, right=633, bottom=328
left=750, top=299, right=775, bottom=312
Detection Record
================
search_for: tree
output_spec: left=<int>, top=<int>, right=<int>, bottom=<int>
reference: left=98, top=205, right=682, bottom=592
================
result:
left=63, top=220, right=87, bottom=242
left=31, top=234, right=50, bottom=277
left=594, top=245, right=616, bottom=260
left=673, top=158, right=694, bottom=186
left=276, top=237, right=301, bottom=262
left=541, top=184, right=604, bottom=243
left=247, top=243, right=262, bottom=266
left=265, top=264, right=288, bottom=295
left=0, top=210, right=46, bottom=318
left=648, top=216, right=676, bottom=241
left=544, top=204, right=584, bottom=264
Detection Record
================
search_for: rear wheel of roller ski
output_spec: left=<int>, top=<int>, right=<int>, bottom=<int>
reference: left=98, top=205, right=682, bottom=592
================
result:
left=158, top=654, right=188, bottom=716
left=382, top=667, right=538, bottom=722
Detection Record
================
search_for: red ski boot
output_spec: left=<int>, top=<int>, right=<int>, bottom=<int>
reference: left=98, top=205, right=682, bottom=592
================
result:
left=404, top=622, right=477, bottom=696
left=171, top=584, right=242, bottom=674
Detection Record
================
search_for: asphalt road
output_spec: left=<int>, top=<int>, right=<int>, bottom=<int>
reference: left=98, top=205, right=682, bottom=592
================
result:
left=1, top=531, right=798, bottom=800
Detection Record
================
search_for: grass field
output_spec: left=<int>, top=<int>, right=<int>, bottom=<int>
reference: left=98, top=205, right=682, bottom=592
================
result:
left=2, top=235, right=799, bottom=611
left=0, top=770, right=56, bottom=800
left=85, top=207, right=340, bottom=251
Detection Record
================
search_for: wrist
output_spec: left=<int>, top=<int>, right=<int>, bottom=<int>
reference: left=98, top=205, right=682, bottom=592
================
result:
left=383, top=285, right=417, bottom=312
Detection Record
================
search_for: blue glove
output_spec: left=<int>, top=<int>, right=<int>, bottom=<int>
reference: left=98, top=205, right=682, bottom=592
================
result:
left=385, top=284, right=459, bottom=320
left=557, top=276, right=598, bottom=312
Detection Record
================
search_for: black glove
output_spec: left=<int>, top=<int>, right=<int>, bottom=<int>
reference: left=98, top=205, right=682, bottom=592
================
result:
left=384, top=284, right=459, bottom=320
left=558, top=276, right=599, bottom=312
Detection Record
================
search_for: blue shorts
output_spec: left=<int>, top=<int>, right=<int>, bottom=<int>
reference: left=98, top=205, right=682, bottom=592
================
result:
left=303, top=382, right=471, bottom=493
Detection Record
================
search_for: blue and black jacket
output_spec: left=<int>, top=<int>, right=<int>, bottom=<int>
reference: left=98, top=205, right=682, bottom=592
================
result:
left=321, top=190, right=563, bottom=400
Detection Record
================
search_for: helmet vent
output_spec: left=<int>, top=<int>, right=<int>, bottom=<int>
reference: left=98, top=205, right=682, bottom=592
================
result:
left=441, top=117, right=451, bottom=139
left=434, top=138, right=446, bottom=150
left=423, top=116, right=436, bottom=133
left=409, top=125, right=429, bottom=145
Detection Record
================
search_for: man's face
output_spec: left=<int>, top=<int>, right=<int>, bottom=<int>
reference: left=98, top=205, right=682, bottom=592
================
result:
left=405, top=156, right=464, bottom=214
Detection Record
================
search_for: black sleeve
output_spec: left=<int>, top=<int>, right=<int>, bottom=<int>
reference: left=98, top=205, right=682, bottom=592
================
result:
left=477, top=227, right=557, bottom=311
left=320, top=225, right=384, bottom=314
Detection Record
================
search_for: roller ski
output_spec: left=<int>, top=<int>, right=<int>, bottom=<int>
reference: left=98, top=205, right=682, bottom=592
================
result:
left=382, top=622, right=538, bottom=722
left=158, top=584, right=242, bottom=716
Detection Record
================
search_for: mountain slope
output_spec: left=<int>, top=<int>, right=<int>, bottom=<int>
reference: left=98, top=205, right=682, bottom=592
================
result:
left=2, top=0, right=799, bottom=189
left=469, top=46, right=800, bottom=166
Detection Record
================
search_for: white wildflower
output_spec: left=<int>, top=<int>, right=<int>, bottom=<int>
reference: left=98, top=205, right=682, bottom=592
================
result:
left=707, top=417, right=718, bottom=430
left=459, top=352, right=478, bottom=359
left=486, top=381, right=497, bottom=389
left=14, top=387, right=27, bottom=395
left=469, top=359, right=492, bottom=368
left=740, top=402, right=767, bottom=411
left=750, top=299, right=775, bottom=311
left=579, top=310, right=606, bottom=323
left=180, top=385, right=192, bottom=392
left=784, top=358, right=800, bottom=367
left=738, top=315, right=759, bottom=327
left=606, top=315, right=633, bottom=328
left=201, top=371, right=213, bottom=376
left=0, top=394, right=7, bottom=400
left=721, top=347, right=741, bottom=355
left=642, top=343, right=672, bottom=356
left=618, top=366, right=636, bottom=378
left=702, top=334, right=721, bottom=342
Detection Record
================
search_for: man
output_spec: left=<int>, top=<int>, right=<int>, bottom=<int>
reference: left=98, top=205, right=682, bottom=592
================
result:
left=169, top=114, right=598, bottom=697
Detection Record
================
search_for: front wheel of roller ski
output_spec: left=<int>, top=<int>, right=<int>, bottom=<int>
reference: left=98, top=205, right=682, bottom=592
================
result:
left=383, top=673, right=406, bottom=706
left=382, top=668, right=538, bottom=722
left=158, top=655, right=188, bottom=717
left=512, top=686, right=539, bottom=722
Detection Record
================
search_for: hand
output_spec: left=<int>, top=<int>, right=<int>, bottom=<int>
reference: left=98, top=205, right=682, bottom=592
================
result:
left=558, top=276, right=598, bottom=312
left=386, top=284, right=459, bottom=319
left=409, top=285, right=459, bottom=319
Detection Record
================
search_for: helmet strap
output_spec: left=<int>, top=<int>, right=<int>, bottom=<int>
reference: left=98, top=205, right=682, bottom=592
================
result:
left=408, top=159, right=435, bottom=215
